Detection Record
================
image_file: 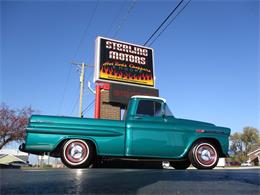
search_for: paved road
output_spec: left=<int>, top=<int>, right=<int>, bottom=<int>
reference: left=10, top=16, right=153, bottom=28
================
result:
left=1, top=168, right=259, bottom=194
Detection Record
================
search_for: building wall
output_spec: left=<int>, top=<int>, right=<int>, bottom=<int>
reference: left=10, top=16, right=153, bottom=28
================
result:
left=100, top=89, right=121, bottom=120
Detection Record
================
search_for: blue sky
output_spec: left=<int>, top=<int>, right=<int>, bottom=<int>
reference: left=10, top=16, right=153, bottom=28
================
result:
left=1, top=0, right=259, bottom=136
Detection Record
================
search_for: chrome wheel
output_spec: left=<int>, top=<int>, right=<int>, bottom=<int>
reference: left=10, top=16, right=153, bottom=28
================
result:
left=61, top=139, right=92, bottom=168
left=64, top=140, right=89, bottom=165
left=189, top=141, right=219, bottom=169
left=195, top=143, right=217, bottom=167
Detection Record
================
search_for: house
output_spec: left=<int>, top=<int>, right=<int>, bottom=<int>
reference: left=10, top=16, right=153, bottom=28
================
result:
left=247, top=148, right=260, bottom=166
left=0, top=154, right=30, bottom=168
left=0, top=149, right=30, bottom=168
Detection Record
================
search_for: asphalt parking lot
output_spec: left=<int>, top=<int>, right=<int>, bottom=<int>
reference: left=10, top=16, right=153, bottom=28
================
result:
left=1, top=168, right=259, bottom=194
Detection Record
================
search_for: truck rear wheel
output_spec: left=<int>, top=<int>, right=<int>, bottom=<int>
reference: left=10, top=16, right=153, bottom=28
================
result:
left=189, top=141, right=219, bottom=169
left=61, top=139, right=94, bottom=168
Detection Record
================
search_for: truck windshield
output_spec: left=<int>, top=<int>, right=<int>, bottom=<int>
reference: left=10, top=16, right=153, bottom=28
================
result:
left=165, top=103, right=173, bottom=117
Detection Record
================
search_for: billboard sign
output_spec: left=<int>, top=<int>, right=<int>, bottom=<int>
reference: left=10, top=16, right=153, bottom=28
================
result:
left=109, top=83, right=159, bottom=105
left=94, top=37, right=155, bottom=87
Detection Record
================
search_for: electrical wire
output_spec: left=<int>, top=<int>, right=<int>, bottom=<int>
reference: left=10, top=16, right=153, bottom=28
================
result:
left=70, top=85, right=80, bottom=115
left=112, top=0, right=137, bottom=38
left=57, top=1, right=99, bottom=115
left=82, top=99, right=95, bottom=115
left=148, top=0, right=192, bottom=46
left=80, top=0, right=136, bottom=117
left=57, top=64, right=73, bottom=115
left=72, top=0, right=100, bottom=60
left=86, top=68, right=94, bottom=82
left=105, top=0, right=128, bottom=36
left=71, top=97, right=79, bottom=116
left=80, top=68, right=95, bottom=117
left=71, top=65, right=94, bottom=116
left=143, top=0, right=184, bottom=46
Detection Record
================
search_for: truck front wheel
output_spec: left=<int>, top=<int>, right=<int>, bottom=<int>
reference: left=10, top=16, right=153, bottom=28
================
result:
left=189, top=141, right=219, bottom=169
left=61, top=139, right=94, bottom=168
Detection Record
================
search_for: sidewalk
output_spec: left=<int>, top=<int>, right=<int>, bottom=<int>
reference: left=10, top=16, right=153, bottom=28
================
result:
left=163, top=166, right=260, bottom=170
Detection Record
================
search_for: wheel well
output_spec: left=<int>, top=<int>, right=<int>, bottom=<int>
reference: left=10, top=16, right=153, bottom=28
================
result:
left=190, top=138, right=225, bottom=157
left=50, top=138, right=97, bottom=158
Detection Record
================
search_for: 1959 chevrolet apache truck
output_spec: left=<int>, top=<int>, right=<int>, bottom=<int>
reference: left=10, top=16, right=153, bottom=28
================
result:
left=20, top=96, right=231, bottom=169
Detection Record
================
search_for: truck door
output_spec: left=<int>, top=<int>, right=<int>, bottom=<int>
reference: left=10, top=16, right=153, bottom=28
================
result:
left=126, top=99, right=175, bottom=158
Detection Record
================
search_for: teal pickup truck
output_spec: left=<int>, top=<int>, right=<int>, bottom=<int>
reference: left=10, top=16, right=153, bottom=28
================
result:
left=20, top=96, right=230, bottom=169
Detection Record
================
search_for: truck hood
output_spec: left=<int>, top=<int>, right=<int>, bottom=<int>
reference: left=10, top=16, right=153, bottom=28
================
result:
left=176, top=118, right=215, bottom=127
left=175, top=118, right=231, bottom=135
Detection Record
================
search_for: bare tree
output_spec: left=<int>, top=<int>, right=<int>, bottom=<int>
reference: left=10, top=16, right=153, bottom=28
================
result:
left=0, top=104, right=33, bottom=149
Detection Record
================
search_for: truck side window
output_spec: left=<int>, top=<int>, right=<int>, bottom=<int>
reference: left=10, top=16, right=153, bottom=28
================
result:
left=136, top=100, right=162, bottom=117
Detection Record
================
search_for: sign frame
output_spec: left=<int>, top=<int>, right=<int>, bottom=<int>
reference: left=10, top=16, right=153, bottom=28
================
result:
left=94, top=36, right=156, bottom=88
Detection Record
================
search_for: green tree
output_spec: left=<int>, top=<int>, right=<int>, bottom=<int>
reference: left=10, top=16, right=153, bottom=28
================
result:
left=241, top=127, right=260, bottom=152
left=229, top=127, right=260, bottom=163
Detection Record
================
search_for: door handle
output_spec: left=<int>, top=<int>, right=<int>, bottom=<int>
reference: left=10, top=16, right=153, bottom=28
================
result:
left=134, top=116, right=143, bottom=120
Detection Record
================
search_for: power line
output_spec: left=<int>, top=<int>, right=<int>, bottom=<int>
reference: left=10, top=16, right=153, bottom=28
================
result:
left=105, top=0, right=128, bottom=36
left=80, top=2, right=129, bottom=116
left=59, top=0, right=99, bottom=116
left=143, top=0, right=184, bottom=46
left=71, top=96, right=79, bottom=115
left=148, top=0, right=192, bottom=46
left=82, top=99, right=95, bottom=115
left=112, top=0, right=137, bottom=38
left=70, top=0, right=99, bottom=115
left=73, top=1, right=100, bottom=60
left=70, top=85, right=80, bottom=115
left=85, top=68, right=94, bottom=82
left=81, top=68, right=94, bottom=116
left=57, top=1, right=99, bottom=115
left=57, top=64, right=73, bottom=115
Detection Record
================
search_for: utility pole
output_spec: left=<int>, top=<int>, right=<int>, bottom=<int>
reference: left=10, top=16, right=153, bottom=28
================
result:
left=79, top=62, right=85, bottom=118
left=72, top=62, right=93, bottom=118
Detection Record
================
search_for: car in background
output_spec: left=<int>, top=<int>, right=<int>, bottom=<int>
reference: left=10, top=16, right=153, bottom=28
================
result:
left=226, top=162, right=241, bottom=166
left=241, top=161, right=252, bottom=166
